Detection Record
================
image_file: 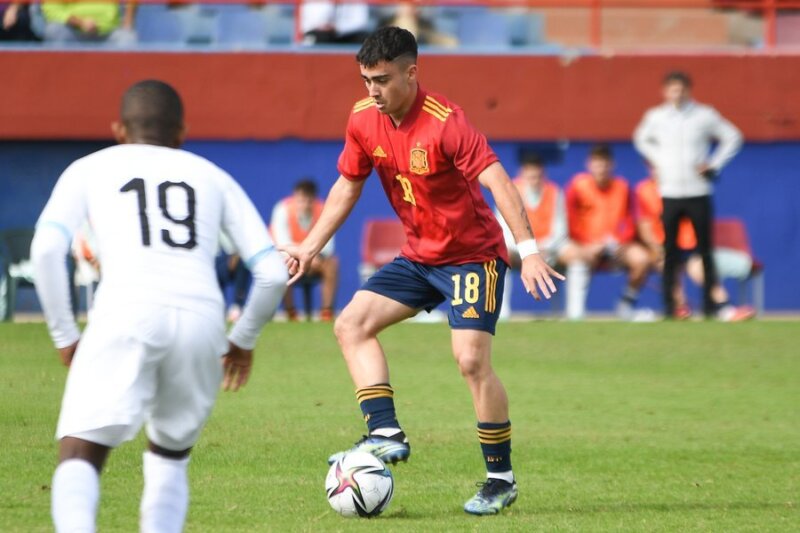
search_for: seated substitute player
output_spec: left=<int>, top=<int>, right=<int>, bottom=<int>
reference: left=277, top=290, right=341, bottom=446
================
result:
left=270, top=178, right=339, bottom=322
left=636, top=174, right=755, bottom=321
left=280, top=27, right=563, bottom=515
left=495, top=152, right=567, bottom=319
left=31, top=80, right=288, bottom=533
left=559, top=144, right=654, bottom=321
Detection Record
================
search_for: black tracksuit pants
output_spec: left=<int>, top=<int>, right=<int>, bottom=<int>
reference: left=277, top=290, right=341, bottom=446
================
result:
left=662, top=195, right=718, bottom=317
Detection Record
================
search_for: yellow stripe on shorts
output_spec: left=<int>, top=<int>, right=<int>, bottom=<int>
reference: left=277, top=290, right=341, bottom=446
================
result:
left=483, top=260, right=498, bottom=313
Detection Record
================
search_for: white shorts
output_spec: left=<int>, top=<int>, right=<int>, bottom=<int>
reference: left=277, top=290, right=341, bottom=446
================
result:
left=56, top=303, right=227, bottom=451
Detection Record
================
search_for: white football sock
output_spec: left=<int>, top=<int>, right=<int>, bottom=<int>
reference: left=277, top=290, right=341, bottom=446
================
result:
left=566, top=261, right=590, bottom=320
left=487, top=470, right=515, bottom=484
left=498, top=269, right=513, bottom=320
left=140, top=452, right=190, bottom=533
left=52, top=459, right=100, bottom=533
left=370, top=427, right=403, bottom=439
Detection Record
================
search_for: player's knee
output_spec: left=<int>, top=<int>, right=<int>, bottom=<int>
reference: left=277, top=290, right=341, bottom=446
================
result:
left=455, top=350, right=490, bottom=380
left=333, top=310, right=363, bottom=347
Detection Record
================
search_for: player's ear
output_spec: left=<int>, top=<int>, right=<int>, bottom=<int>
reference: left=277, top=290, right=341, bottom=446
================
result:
left=174, top=123, right=188, bottom=148
left=406, top=63, right=418, bottom=82
left=111, top=121, right=127, bottom=144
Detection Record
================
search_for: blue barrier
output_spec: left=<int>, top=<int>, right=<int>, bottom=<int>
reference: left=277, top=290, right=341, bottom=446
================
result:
left=2, top=139, right=798, bottom=312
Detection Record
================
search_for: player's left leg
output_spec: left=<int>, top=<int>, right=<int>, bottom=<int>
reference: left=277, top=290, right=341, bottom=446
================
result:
left=427, top=259, right=517, bottom=514
left=452, top=329, right=518, bottom=515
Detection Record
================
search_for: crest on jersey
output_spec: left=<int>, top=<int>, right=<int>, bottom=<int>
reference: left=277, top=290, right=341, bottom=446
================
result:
left=409, top=147, right=429, bottom=175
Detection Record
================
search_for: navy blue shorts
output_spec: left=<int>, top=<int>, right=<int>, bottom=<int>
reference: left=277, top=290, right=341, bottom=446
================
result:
left=361, top=256, right=507, bottom=335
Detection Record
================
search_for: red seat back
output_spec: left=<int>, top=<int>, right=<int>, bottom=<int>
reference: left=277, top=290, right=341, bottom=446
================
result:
left=361, top=219, right=406, bottom=268
left=713, top=218, right=753, bottom=256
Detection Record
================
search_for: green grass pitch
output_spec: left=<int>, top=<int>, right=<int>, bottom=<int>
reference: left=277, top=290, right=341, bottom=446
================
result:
left=1, top=321, right=797, bottom=532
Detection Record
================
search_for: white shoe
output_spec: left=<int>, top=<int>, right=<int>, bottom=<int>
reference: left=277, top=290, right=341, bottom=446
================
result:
left=616, top=300, right=634, bottom=321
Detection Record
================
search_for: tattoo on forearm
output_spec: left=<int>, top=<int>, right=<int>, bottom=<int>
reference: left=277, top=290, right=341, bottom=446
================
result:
left=520, top=207, right=534, bottom=238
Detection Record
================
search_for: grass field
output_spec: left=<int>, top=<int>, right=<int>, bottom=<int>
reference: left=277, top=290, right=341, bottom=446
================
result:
left=0, top=321, right=798, bottom=532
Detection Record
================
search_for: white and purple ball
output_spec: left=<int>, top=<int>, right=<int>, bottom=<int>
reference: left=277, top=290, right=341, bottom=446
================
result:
left=325, top=451, right=394, bottom=518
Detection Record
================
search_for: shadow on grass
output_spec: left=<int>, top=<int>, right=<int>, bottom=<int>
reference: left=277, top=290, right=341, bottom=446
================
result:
left=530, top=500, right=794, bottom=515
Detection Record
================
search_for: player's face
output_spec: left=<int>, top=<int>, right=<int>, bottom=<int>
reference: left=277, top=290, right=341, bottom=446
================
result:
left=519, top=164, right=545, bottom=189
left=360, top=60, right=417, bottom=119
left=663, top=81, right=690, bottom=107
left=293, top=191, right=314, bottom=215
left=587, top=156, right=613, bottom=185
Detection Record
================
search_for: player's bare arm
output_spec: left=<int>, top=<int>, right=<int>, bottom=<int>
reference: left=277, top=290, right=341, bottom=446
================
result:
left=282, top=175, right=365, bottom=285
left=479, top=162, right=565, bottom=300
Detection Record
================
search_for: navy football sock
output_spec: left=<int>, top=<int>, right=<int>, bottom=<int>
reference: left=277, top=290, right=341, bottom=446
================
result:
left=356, top=383, right=402, bottom=435
left=477, top=421, right=512, bottom=475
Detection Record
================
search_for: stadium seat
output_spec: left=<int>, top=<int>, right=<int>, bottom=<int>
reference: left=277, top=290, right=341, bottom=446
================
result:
left=215, top=8, right=269, bottom=48
left=0, top=228, right=77, bottom=322
left=713, top=218, right=765, bottom=314
left=136, top=5, right=185, bottom=45
left=264, top=3, right=296, bottom=45
left=359, top=219, right=406, bottom=283
left=456, top=7, right=512, bottom=49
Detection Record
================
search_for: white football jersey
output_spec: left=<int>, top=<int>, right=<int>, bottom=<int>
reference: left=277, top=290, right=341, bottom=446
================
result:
left=36, top=144, right=272, bottom=319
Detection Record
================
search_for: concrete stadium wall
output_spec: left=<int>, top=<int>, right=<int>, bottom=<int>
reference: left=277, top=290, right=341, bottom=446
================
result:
left=1, top=51, right=800, bottom=141
left=2, top=140, right=798, bottom=312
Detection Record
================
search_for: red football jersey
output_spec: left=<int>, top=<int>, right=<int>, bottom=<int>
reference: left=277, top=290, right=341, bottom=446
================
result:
left=337, top=87, right=508, bottom=266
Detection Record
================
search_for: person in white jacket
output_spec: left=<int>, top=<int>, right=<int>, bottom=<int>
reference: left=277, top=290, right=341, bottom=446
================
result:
left=633, top=71, right=742, bottom=319
left=31, top=80, right=287, bottom=533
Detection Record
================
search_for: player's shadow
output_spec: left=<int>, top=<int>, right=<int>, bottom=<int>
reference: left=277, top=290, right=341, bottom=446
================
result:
left=530, top=501, right=792, bottom=515
left=382, top=500, right=792, bottom=521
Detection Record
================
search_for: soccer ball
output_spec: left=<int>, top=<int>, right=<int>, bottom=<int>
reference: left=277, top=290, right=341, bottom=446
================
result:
left=325, top=451, right=394, bottom=518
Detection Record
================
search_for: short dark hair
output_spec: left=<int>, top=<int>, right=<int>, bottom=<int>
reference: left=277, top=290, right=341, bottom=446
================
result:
left=663, top=70, right=692, bottom=88
left=356, top=26, right=418, bottom=68
left=293, top=179, right=318, bottom=197
left=520, top=152, right=544, bottom=168
left=589, top=144, right=614, bottom=161
left=120, top=80, right=184, bottom=146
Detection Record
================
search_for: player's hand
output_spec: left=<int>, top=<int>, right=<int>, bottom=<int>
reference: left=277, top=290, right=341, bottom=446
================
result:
left=222, top=342, right=253, bottom=392
left=697, top=163, right=718, bottom=181
left=278, top=244, right=316, bottom=286
left=520, top=254, right=565, bottom=301
left=57, top=341, right=79, bottom=368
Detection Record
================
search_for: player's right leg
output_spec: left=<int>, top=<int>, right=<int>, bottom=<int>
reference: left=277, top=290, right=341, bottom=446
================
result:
left=328, top=258, right=440, bottom=465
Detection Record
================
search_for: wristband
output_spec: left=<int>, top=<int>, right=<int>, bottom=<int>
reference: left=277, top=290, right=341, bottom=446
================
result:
left=517, top=239, right=539, bottom=259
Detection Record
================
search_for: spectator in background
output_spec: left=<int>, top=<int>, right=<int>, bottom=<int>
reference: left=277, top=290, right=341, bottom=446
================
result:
left=636, top=174, right=754, bottom=321
left=215, top=232, right=252, bottom=323
left=42, top=1, right=136, bottom=45
left=271, top=179, right=338, bottom=322
left=496, top=152, right=566, bottom=319
left=634, top=71, right=742, bottom=319
left=559, top=144, right=654, bottom=321
left=379, top=1, right=458, bottom=48
left=301, top=0, right=369, bottom=45
left=1, top=2, right=40, bottom=41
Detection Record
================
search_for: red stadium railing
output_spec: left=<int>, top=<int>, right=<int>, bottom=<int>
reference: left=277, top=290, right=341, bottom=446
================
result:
left=2, top=0, right=799, bottom=49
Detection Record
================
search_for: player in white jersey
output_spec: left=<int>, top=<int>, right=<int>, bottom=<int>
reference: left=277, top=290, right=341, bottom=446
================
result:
left=31, top=80, right=288, bottom=533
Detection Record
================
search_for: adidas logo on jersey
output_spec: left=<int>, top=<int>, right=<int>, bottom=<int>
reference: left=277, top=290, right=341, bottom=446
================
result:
left=373, top=146, right=387, bottom=158
left=462, top=306, right=480, bottom=319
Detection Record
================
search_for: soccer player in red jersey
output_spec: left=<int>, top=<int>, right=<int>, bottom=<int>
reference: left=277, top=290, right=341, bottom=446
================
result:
left=282, top=27, right=563, bottom=515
